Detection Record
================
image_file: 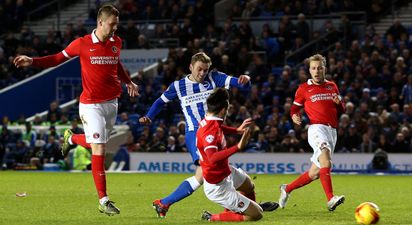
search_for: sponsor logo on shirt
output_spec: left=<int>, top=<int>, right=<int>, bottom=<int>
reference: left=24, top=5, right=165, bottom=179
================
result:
left=206, top=135, right=214, bottom=143
left=181, top=90, right=214, bottom=107
left=309, top=93, right=337, bottom=102
left=89, top=56, right=119, bottom=65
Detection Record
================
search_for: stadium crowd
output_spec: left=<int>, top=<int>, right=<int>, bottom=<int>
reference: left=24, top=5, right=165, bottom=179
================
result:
left=1, top=0, right=412, bottom=170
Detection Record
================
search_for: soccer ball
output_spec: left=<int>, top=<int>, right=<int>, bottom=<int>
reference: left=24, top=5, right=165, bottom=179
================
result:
left=355, top=202, right=380, bottom=225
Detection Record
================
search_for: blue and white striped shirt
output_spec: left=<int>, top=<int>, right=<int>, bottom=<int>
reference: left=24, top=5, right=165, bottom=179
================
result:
left=146, top=70, right=250, bottom=131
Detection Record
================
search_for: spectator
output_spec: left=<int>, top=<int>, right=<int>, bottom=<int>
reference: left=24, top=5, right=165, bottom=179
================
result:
left=22, top=122, right=37, bottom=148
left=342, top=124, right=362, bottom=152
left=70, top=145, right=91, bottom=170
left=400, top=75, right=412, bottom=105
left=296, top=13, right=310, bottom=42
left=46, top=101, right=62, bottom=122
left=358, top=133, right=377, bottom=153
left=165, top=136, right=178, bottom=152
left=385, top=18, right=408, bottom=41
left=390, top=132, right=410, bottom=153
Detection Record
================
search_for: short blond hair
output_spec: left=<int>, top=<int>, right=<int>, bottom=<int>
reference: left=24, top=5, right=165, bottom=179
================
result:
left=97, top=4, right=119, bottom=20
left=191, top=52, right=212, bottom=66
left=307, top=54, right=326, bottom=67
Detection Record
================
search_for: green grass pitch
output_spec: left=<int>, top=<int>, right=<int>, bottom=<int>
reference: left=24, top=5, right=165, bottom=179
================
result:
left=0, top=171, right=411, bottom=224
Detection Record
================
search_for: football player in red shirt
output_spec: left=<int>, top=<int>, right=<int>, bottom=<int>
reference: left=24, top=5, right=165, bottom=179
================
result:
left=13, top=4, right=138, bottom=216
left=197, top=88, right=272, bottom=222
left=278, top=54, right=345, bottom=211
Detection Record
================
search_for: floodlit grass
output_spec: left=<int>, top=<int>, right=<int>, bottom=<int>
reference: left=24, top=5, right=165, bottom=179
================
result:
left=0, top=171, right=411, bottom=224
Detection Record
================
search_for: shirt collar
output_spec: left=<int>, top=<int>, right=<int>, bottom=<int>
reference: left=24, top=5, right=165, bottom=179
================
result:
left=205, top=115, right=224, bottom=121
left=91, top=29, right=115, bottom=43
left=307, top=79, right=329, bottom=85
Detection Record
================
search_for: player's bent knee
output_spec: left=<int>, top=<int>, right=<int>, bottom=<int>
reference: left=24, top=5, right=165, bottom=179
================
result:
left=243, top=202, right=263, bottom=221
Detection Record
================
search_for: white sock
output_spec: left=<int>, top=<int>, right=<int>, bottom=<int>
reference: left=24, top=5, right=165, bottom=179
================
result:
left=99, top=196, right=109, bottom=205
left=185, top=176, right=201, bottom=190
left=68, top=136, right=73, bottom=145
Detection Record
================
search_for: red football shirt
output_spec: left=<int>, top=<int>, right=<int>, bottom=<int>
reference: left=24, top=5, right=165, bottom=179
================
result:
left=293, top=79, right=344, bottom=128
left=62, top=30, right=128, bottom=104
left=197, top=116, right=239, bottom=184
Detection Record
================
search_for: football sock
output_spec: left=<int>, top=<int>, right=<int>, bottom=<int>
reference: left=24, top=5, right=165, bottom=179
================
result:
left=71, top=134, right=91, bottom=149
left=319, top=167, right=334, bottom=201
left=285, top=171, right=312, bottom=193
left=92, top=155, right=107, bottom=199
left=99, top=196, right=109, bottom=205
left=211, top=211, right=245, bottom=221
left=161, top=176, right=200, bottom=205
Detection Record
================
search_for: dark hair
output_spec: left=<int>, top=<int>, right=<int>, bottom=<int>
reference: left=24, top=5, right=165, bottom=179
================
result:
left=207, top=88, right=229, bottom=114
left=97, top=4, right=119, bottom=20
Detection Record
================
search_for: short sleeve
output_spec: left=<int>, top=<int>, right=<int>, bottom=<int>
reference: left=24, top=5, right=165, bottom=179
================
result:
left=293, top=85, right=305, bottom=106
left=62, top=38, right=81, bottom=58
left=161, top=81, right=178, bottom=103
left=199, top=129, right=219, bottom=152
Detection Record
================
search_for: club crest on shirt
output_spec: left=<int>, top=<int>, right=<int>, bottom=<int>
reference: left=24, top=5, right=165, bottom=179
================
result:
left=325, top=85, right=333, bottom=90
left=238, top=201, right=245, bottom=208
left=203, top=81, right=210, bottom=88
left=112, top=46, right=117, bottom=53
left=205, top=135, right=214, bottom=143
left=93, top=132, right=100, bottom=139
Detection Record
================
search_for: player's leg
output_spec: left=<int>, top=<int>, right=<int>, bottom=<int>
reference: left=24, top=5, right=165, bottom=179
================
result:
left=279, top=125, right=324, bottom=209
left=80, top=100, right=120, bottom=216
left=318, top=147, right=345, bottom=211
left=311, top=125, right=344, bottom=211
left=153, top=130, right=202, bottom=218
left=202, top=168, right=262, bottom=222
left=235, top=168, right=278, bottom=211
left=278, top=164, right=315, bottom=209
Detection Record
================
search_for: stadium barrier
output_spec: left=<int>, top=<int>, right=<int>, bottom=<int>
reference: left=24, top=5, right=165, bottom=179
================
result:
left=130, top=153, right=412, bottom=174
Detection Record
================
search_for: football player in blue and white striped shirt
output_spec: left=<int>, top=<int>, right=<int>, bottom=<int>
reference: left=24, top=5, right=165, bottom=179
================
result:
left=139, top=52, right=251, bottom=217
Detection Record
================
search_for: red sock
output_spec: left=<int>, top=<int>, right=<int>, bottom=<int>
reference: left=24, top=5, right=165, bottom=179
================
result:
left=92, top=155, right=107, bottom=199
left=211, top=211, right=244, bottom=221
left=240, top=191, right=256, bottom=201
left=319, top=167, right=334, bottom=201
left=71, top=134, right=91, bottom=149
left=285, top=171, right=313, bottom=193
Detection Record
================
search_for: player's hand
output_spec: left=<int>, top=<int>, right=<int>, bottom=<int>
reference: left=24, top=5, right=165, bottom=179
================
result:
left=238, top=75, right=250, bottom=85
left=126, top=82, right=139, bottom=97
left=332, top=95, right=341, bottom=104
left=291, top=114, right=302, bottom=125
left=13, top=55, right=33, bottom=68
left=139, top=116, right=151, bottom=125
left=237, top=127, right=252, bottom=150
left=236, top=118, right=252, bottom=134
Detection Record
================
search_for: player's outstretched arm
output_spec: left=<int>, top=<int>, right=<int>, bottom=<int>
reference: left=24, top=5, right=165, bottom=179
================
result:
left=13, top=55, right=33, bottom=68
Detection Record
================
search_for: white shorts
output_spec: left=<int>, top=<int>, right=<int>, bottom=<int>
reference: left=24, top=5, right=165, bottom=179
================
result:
left=308, top=124, right=337, bottom=168
left=203, top=166, right=251, bottom=213
left=79, top=99, right=118, bottom=144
